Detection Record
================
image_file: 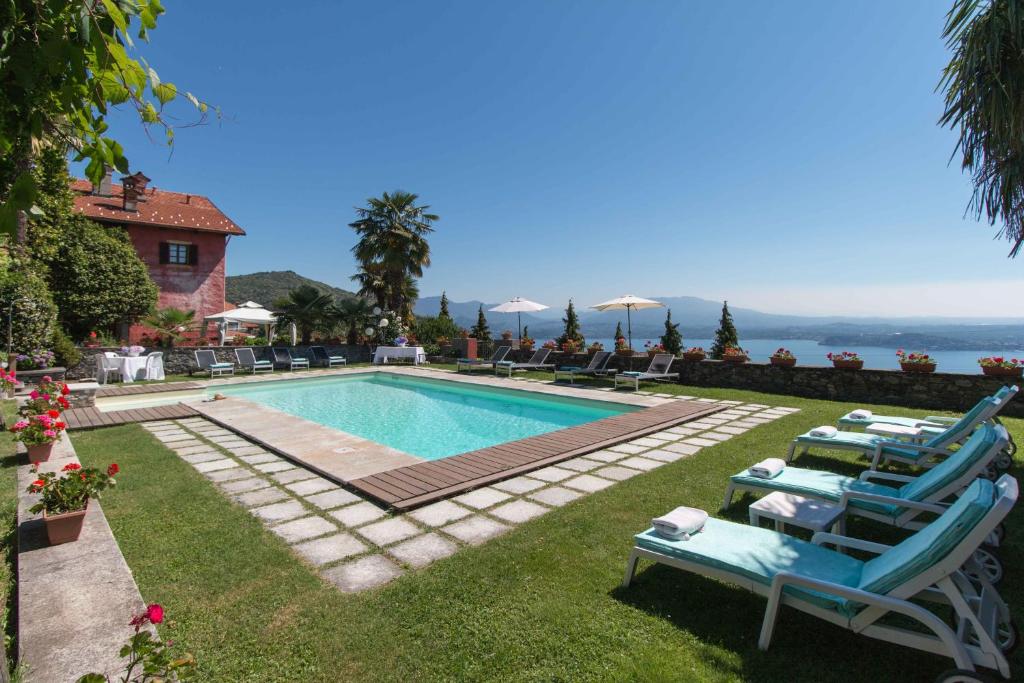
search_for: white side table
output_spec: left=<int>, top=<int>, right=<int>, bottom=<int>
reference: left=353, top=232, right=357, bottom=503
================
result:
left=748, top=492, right=845, bottom=535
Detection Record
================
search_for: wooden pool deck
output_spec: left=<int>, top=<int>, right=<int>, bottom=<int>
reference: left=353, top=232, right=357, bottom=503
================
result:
left=63, top=402, right=199, bottom=429
left=348, top=399, right=722, bottom=510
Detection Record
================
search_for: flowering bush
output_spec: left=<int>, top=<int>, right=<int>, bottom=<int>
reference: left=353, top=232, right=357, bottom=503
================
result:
left=9, top=412, right=67, bottom=446
left=15, top=348, right=55, bottom=370
left=978, top=356, right=1022, bottom=369
left=21, top=376, right=71, bottom=415
left=685, top=346, right=705, bottom=355
left=722, top=344, right=748, bottom=358
left=771, top=348, right=795, bottom=360
left=500, top=330, right=514, bottom=339
left=519, top=335, right=534, bottom=348
left=120, top=345, right=146, bottom=355
left=27, top=461, right=119, bottom=515
left=0, top=368, right=22, bottom=394
left=560, top=339, right=580, bottom=353
left=542, top=340, right=557, bottom=350
left=644, top=341, right=666, bottom=354
left=76, top=603, right=195, bottom=683
left=614, top=337, right=630, bottom=351
left=827, top=351, right=862, bottom=362
left=394, top=335, right=408, bottom=346
left=588, top=341, right=604, bottom=351
left=896, top=349, right=935, bottom=366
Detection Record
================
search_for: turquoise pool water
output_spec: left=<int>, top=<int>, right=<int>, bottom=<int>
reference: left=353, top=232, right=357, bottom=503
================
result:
left=212, top=374, right=636, bottom=460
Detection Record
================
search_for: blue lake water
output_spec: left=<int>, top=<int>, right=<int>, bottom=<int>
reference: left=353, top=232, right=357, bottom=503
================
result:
left=589, top=338, right=1024, bottom=374
left=213, top=373, right=635, bottom=460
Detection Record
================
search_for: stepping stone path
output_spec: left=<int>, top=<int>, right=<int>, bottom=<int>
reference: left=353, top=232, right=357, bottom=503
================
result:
left=141, top=396, right=796, bottom=593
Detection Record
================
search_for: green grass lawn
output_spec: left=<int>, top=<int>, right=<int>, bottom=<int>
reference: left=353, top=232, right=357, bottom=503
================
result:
left=71, top=381, right=1024, bottom=682
left=0, top=402, right=19, bottom=673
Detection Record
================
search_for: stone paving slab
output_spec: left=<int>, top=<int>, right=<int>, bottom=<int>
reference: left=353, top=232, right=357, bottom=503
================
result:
left=491, top=476, right=546, bottom=494
left=252, top=500, right=308, bottom=523
left=193, top=458, right=238, bottom=473
left=617, top=456, right=665, bottom=471
left=219, top=477, right=271, bottom=494
left=174, top=444, right=220, bottom=456
left=406, top=500, right=473, bottom=527
left=557, top=458, right=601, bottom=473
left=239, top=452, right=281, bottom=465
left=234, top=487, right=290, bottom=508
left=271, top=516, right=338, bottom=544
left=181, top=451, right=227, bottom=465
left=527, top=466, right=575, bottom=483
left=453, top=488, right=512, bottom=510
left=661, top=442, right=702, bottom=456
left=293, top=533, right=367, bottom=566
left=563, top=474, right=615, bottom=493
left=529, top=486, right=582, bottom=507
left=642, top=448, right=690, bottom=463
left=329, top=501, right=387, bottom=527
left=582, top=450, right=626, bottom=463
left=322, top=555, right=403, bottom=593
left=203, top=467, right=250, bottom=483
left=271, top=467, right=319, bottom=484
left=387, top=533, right=458, bottom=568
left=441, top=515, right=511, bottom=546
left=356, top=517, right=421, bottom=546
left=304, top=488, right=362, bottom=510
left=255, top=461, right=296, bottom=473
left=594, top=466, right=642, bottom=481
left=285, top=477, right=338, bottom=496
left=488, top=500, right=549, bottom=524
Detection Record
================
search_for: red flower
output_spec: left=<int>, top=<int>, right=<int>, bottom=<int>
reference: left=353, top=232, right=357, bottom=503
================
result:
left=58, top=397, right=69, bottom=409
left=146, top=604, right=164, bottom=624
left=107, top=463, right=120, bottom=476
left=31, top=479, right=45, bottom=488
left=47, top=409, right=60, bottom=418
left=55, top=421, right=65, bottom=430
left=62, top=463, right=82, bottom=472
left=60, top=384, right=70, bottom=396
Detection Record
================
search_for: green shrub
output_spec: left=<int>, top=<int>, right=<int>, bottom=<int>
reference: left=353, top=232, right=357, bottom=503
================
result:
left=51, top=327, right=81, bottom=368
left=0, top=262, right=57, bottom=353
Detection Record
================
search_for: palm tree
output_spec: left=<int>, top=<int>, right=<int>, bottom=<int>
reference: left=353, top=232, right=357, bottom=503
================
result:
left=143, top=307, right=196, bottom=347
left=349, top=190, right=437, bottom=320
left=940, top=0, right=1024, bottom=256
left=273, top=285, right=332, bottom=345
left=332, top=297, right=374, bottom=345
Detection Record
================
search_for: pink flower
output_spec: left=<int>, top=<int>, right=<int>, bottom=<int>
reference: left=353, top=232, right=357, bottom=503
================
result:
left=11, top=421, right=28, bottom=431
left=43, top=429, right=56, bottom=439
left=41, top=376, right=51, bottom=383
left=146, top=604, right=164, bottom=624
left=29, top=390, right=39, bottom=400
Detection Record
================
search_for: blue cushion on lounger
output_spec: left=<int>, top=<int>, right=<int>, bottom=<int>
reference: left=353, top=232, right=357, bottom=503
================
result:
left=559, top=366, right=582, bottom=371
left=729, top=468, right=903, bottom=517
left=635, top=518, right=865, bottom=615
left=210, top=363, right=233, bottom=368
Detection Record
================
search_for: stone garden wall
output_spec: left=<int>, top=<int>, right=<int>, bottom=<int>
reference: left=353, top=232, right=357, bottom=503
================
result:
left=65, top=344, right=373, bottom=380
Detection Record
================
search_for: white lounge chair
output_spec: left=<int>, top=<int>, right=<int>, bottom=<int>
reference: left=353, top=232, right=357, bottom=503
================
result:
left=272, top=347, right=309, bottom=371
left=723, top=424, right=1008, bottom=532
left=553, top=351, right=616, bottom=384
left=456, top=345, right=511, bottom=373
left=235, top=348, right=273, bottom=374
left=310, top=346, right=347, bottom=368
left=613, top=353, right=678, bottom=391
left=495, top=348, right=555, bottom=377
left=194, top=350, right=234, bottom=377
left=624, top=475, right=1018, bottom=682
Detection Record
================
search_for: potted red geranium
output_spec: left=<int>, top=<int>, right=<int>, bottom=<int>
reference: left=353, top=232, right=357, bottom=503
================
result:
left=10, top=411, right=67, bottom=463
left=0, top=367, right=22, bottom=399
left=587, top=341, right=604, bottom=356
left=897, top=349, right=937, bottom=373
left=614, top=337, right=633, bottom=357
left=644, top=341, right=666, bottom=358
left=828, top=351, right=863, bottom=370
left=21, top=376, right=71, bottom=416
left=978, top=356, right=1023, bottom=378
left=682, top=346, right=705, bottom=361
left=770, top=348, right=797, bottom=367
left=721, top=345, right=749, bottom=363
left=27, top=461, right=119, bottom=545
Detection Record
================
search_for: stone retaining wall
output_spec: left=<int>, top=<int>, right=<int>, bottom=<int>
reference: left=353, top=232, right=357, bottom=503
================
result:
left=65, top=345, right=373, bottom=379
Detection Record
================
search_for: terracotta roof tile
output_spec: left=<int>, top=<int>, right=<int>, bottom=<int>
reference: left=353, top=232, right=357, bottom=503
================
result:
left=70, top=179, right=245, bottom=236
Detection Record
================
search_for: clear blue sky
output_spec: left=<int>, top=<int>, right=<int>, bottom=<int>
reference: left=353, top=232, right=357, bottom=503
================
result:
left=78, top=1, right=1022, bottom=317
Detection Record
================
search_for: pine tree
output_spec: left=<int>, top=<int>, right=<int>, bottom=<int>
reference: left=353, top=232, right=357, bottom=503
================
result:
left=660, top=309, right=683, bottom=356
left=470, top=304, right=491, bottom=342
left=556, top=299, right=585, bottom=350
left=439, top=291, right=451, bottom=321
left=614, top=321, right=624, bottom=344
left=710, top=301, right=739, bottom=359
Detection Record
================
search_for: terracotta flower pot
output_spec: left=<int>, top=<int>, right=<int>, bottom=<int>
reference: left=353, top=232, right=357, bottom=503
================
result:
left=43, top=502, right=88, bottom=545
left=647, top=350, right=660, bottom=358
left=616, top=349, right=634, bottom=357
left=520, top=345, right=534, bottom=353
left=832, top=360, right=864, bottom=370
left=682, top=352, right=705, bottom=362
left=771, top=357, right=796, bottom=367
left=982, top=365, right=1023, bottom=378
left=26, top=442, right=54, bottom=464
left=722, top=356, right=748, bottom=364
left=901, top=362, right=936, bottom=374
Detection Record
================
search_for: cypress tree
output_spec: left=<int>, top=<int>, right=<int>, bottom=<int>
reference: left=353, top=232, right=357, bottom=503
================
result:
left=470, top=304, right=491, bottom=342
left=660, top=309, right=683, bottom=355
left=710, top=301, right=739, bottom=359
left=439, top=291, right=451, bottom=321
left=614, top=321, right=624, bottom=345
left=556, top=299, right=585, bottom=350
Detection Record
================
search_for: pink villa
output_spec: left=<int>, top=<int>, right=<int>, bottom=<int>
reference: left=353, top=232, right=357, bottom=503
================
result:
left=71, top=172, right=246, bottom=344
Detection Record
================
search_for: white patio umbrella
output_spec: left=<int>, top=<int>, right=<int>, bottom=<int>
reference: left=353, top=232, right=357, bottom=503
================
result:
left=489, top=297, right=549, bottom=342
left=590, top=295, right=664, bottom=350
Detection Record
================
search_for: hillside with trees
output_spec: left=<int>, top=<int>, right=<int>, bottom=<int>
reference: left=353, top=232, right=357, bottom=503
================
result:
left=226, top=271, right=357, bottom=308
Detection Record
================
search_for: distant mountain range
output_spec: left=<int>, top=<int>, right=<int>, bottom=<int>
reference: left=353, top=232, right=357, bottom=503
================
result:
left=414, top=295, right=1024, bottom=350
left=223, top=273, right=1024, bottom=350
left=226, top=271, right=357, bottom=307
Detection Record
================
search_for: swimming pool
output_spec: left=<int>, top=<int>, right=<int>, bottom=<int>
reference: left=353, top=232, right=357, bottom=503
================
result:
left=212, top=373, right=637, bottom=460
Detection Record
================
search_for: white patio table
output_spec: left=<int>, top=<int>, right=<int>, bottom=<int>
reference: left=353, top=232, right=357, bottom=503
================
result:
left=373, top=346, right=426, bottom=365
left=96, top=354, right=165, bottom=383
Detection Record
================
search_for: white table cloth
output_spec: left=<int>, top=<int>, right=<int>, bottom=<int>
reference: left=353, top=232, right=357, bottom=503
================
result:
left=373, top=346, right=426, bottom=365
left=96, top=354, right=165, bottom=383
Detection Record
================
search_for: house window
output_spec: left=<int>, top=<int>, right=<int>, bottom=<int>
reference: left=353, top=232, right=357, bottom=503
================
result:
left=159, top=241, right=198, bottom=266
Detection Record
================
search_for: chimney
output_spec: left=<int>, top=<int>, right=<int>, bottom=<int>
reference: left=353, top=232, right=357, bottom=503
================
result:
left=129, top=171, right=151, bottom=200
left=92, top=166, right=113, bottom=196
left=121, top=174, right=140, bottom=212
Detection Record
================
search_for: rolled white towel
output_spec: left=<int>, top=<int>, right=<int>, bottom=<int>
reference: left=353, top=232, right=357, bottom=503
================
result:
left=809, top=425, right=838, bottom=438
left=849, top=409, right=872, bottom=420
left=749, top=458, right=786, bottom=479
left=652, top=506, right=708, bottom=541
